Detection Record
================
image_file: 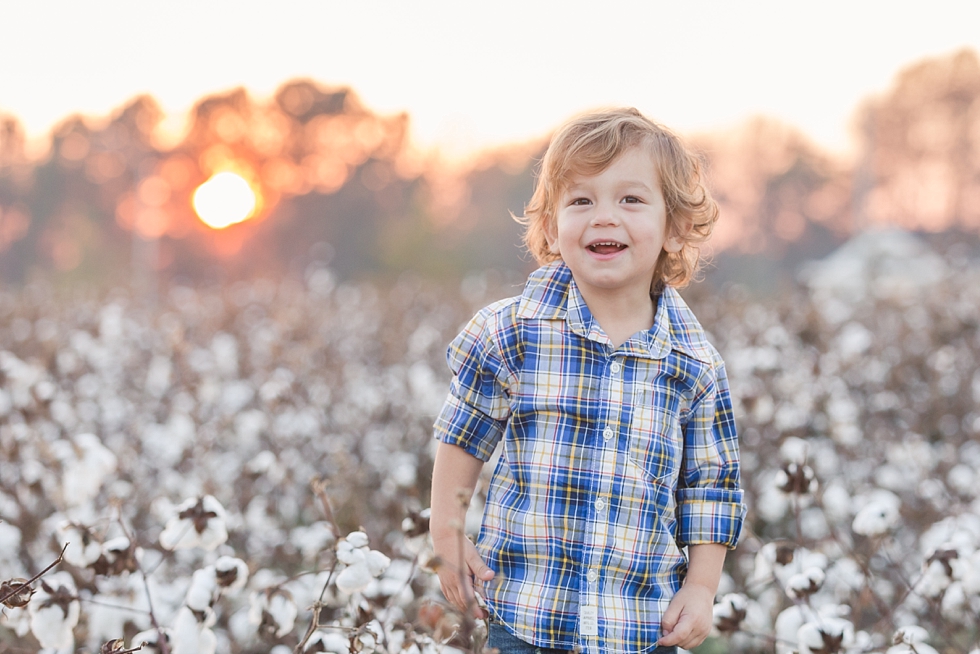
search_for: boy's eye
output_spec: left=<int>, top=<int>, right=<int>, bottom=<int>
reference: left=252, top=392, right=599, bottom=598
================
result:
left=622, top=196, right=642, bottom=204
left=570, top=198, right=591, bottom=206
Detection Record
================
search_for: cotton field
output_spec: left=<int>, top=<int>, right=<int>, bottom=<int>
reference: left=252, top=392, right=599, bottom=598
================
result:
left=3, top=239, right=980, bottom=653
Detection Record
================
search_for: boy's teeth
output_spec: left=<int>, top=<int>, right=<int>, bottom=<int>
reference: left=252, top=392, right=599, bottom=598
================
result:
left=589, top=242, right=626, bottom=252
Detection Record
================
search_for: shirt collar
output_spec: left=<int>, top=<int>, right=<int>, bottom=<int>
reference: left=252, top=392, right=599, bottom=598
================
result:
left=516, top=261, right=714, bottom=363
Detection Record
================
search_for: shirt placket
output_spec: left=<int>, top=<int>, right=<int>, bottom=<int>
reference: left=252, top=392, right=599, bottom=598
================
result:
left=581, top=353, right=625, bottom=650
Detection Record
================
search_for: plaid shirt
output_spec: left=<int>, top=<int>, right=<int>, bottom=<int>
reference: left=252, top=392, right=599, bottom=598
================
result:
left=434, top=261, right=745, bottom=653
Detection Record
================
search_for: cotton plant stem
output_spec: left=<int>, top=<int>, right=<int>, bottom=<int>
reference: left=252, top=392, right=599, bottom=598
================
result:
left=0, top=542, right=67, bottom=606
left=816, top=499, right=897, bottom=632
left=374, top=553, right=421, bottom=654
left=455, top=522, right=478, bottom=653
left=311, top=478, right=341, bottom=539
left=79, top=597, right=153, bottom=615
left=792, top=494, right=804, bottom=547
left=293, top=603, right=322, bottom=654
left=921, top=594, right=971, bottom=654
left=296, top=480, right=347, bottom=653
left=114, top=510, right=171, bottom=654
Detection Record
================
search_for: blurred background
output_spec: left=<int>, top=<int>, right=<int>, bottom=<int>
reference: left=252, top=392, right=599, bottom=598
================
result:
left=2, top=1, right=980, bottom=293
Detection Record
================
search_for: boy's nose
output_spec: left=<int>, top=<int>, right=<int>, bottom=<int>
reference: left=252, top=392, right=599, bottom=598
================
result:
left=591, top=202, right=620, bottom=225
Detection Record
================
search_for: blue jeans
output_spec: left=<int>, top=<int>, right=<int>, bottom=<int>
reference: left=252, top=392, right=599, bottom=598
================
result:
left=487, top=622, right=678, bottom=654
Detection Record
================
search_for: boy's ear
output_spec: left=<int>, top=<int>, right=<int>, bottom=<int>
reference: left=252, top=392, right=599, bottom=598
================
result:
left=544, top=217, right=560, bottom=255
left=663, top=218, right=687, bottom=254
left=663, top=233, right=684, bottom=254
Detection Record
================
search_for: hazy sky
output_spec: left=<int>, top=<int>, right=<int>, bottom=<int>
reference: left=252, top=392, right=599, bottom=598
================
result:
left=3, top=1, right=980, bottom=161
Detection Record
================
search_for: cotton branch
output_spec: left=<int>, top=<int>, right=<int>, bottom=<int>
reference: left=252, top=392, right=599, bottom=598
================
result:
left=0, top=542, right=68, bottom=608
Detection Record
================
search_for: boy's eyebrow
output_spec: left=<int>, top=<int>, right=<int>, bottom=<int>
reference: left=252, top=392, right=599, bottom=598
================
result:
left=563, top=178, right=656, bottom=193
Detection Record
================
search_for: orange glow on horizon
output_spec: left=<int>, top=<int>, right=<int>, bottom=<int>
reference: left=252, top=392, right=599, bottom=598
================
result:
left=192, top=172, right=258, bottom=229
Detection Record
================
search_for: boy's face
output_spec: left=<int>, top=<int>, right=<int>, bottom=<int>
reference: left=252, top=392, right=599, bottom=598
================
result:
left=546, top=146, right=682, bottom=302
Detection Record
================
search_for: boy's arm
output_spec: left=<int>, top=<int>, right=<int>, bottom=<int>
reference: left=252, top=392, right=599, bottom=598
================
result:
left=657, top=543, right=727, bottom=648
left=430, top=441, right=495, bottom=619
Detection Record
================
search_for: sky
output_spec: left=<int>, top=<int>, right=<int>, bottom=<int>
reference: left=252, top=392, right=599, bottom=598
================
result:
left=3, top=1, right=980, bottom=162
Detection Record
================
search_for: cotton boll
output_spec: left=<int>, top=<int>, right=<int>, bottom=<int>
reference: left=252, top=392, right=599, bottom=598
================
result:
left=58, top=522, right=103, bottom=568
left=957, top=550, right=980, bottom=595
left=2, top=605, right=31, bottom=637
left=712, top=593, right=747, bottom=633
left=304, top=630, right=351, bottom=653
left=336, top=561, right=373, bottom=594
left=751, top=542, right=795, bottom=585
left=28, top=572, right=80, bottom=650
left=940, top=581, right=968, bottom=620
left=775, top=462, right=818, bottom=497
left=85, top=576, right=152, bottom=647
left=894, top=625, right=931, bottom=645
left=248, top=588, right=297, bottom=638
left=797, top=622, right=842, bottom=654
left=290, top=522, right=337, bottom=560
left=228, top=608, right=258, bottom=648
left=917, top=478, right=947, bottom=511
left=345, top=530, right=370, bottom=549
left=366, top=549, right=391, bottom=577
left=832, top=423, right=863, bottom=446
left=786, top=567, right=826, bottom=600
left=336, top=541, right=367, bottom=567
left=756, top=477, right=790, bottom=522
left=369, top=559, right=416, bottom=603
left=92, top=536, right=140, bottom=576
left=915, top=554, right=956, bottom=598
left=753, top=542, right=829, bottom=589
left=220, top=380, right=255, bottom=416
left=185, top=567, right=218, bottom=611
left=774, top=606, right=808, bottom=654
left=354, top=620, right=383, bottom=653
left=836, top=322, right=873, bottom=359
left=211, top=332, right=239, bottom=378
left=247, top=450, right=285, bottom=483
left=145, top=354, right=173, bottom=397
left=214, top=556, right=249, bottom=592
left=852, top=491, right=901, bottom=536
left=824, top=557, right=865, bottom=600
left=919, top=514, right=980, bottom=556
left=61, top=433, right=118, bottom=507
left=946, top=464, right=976, bottom=496
left=820, top=481, right=852, bottom=524
left=235, top=411, right=269, bottom=451
left=780, top=437, right=810, bottom=464
left=132, top=626, right=172, bottom=652
left=799, top=507, right=830, bottom=540
left=887, top=625, right=939, bottom=654
left=171, top=606, right=217, bottom=654
left=159, top=496, right=229, bottom=551
left=874, top=464, right=909, bottom=491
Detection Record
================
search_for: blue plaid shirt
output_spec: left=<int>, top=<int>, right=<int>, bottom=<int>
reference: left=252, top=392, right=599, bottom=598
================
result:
left=434, top=261, right=745, bottom=653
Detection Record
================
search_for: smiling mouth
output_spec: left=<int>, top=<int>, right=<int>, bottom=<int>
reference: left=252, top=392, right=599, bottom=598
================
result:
left=588, top=241, right=627, bottom=254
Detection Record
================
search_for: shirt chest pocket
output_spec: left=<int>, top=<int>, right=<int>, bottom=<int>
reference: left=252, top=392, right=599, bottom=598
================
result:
left=628, top=383, right=682, bottom=484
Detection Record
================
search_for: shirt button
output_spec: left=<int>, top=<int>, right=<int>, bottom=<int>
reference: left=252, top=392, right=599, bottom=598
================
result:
left=602, top=427, right=614, bottom=441
left=595, top=498, right=606, bottom=512
left=610, top=361, right=622, bottom=374
left=587, top=569, right=598, bottom=583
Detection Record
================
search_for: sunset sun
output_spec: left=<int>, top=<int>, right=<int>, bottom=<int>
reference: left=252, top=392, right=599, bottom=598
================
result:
left=192, top=172, right=258, bottom=229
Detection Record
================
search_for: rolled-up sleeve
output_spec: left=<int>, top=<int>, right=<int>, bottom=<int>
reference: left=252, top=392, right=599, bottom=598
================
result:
left=433, top=306, right=516, bottom=462
left=675, top=357, right=746, bottom=549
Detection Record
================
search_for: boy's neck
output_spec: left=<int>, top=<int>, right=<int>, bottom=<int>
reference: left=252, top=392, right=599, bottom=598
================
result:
left=575, top=283, right=658, bottom=349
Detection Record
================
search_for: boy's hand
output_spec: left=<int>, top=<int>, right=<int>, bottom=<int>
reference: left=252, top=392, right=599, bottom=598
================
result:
left=657, top=582, right=714, bottom=648
left=431, top=532, right=495, bottom=619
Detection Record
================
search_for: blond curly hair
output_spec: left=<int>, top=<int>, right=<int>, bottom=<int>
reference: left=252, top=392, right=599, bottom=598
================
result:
left=517, top=107, right=718, bottom=288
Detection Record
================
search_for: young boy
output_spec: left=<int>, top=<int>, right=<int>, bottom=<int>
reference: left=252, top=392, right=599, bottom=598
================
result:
left=430, top=108, right=745, bottom=653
